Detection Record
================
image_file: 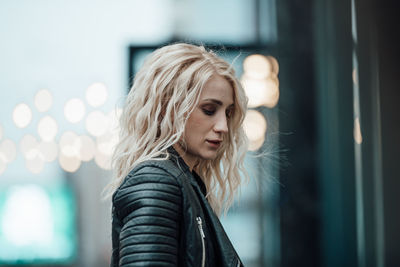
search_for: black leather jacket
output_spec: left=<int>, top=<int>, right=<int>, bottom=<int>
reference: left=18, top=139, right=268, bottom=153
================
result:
left=110, top=147, right=243, bottom=267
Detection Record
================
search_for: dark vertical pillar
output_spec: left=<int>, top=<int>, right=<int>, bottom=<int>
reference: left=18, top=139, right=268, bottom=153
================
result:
left=375, top=1, right=400, bottom=266
left=356, top=0, right=400, bottom=266
left=314, top=0, right=358, bottom=266
left=356, top=0, right=381, bottom=264
left=276, top=0, right=319, bottom=266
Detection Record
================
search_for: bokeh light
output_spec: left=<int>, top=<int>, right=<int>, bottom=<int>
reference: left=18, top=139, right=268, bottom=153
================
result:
left=241, top=77, right=270, bottom=108
left=269, top=72, right=280, bottom=87
left=64, top=98, right=86, bottom=123
left=243, top=54, right=272, bottom=80
left=248, top=137, right=265, bottom=152
left=241, top=54, right=280, bottom=109
left=13, top=103, right=32, bottom=128
left=0, top=156, right=6, bottom=175
left=37, top=116, right=58, bottom=142
left=241, top=77, right=280, bottom=109
left=20, top=135, right=58, bottom=172
left=86, top=82, right=108, bottom=107
left=59, top=131, right=80, bottom=158
left=39, top=141, right=58, bottom=162
left=107, top=108, right=122, bottom=133
left=34, top=89, right=53, bottom=112
left=94, top=108, right=121, bottom=161
left=59, top=153, right=81, bottom=173
left=94, top=148, right=111, bottom=170
left=97, top=132, right=118, bottom=157
left=2, top=185, right=54, bottom=245
left=266, top=56, right=279, bottom=74
left=86, top=111, right=108, bottom=137
left=20, top=135, right=39, bottom=160
left=263, top=79, right=280, bottom=108
left=354, top=117, right=363, bottom=144
left=78, top=135, right=95, bottom=162
left=243, top=110, right=267, bottom=151
left=0, top=138, right=8, bottom=174
left=0, top=139, right=17, bottom=163
left=26, top=155, right=45, bottom=174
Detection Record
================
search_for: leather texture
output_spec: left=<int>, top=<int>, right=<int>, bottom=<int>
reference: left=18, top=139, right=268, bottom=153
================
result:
left=110, top=147, right=243, bottom=267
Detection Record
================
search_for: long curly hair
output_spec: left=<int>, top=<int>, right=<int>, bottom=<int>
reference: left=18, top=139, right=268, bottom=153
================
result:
left=104, top=43, right=248, bottom=215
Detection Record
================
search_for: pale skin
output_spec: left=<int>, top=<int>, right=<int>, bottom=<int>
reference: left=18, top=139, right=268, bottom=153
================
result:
left=174, top=74, right=234, bottom=171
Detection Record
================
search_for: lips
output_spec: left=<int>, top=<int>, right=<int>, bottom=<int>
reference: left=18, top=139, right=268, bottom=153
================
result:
left=206, top=139, right=222, bottom=147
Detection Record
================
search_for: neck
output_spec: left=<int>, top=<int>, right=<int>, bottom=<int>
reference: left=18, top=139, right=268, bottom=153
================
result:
left=172, top=144, right=197, bottom=172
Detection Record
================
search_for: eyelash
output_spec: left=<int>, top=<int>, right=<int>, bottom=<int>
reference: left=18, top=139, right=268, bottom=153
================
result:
left=202, top=108, right=215, bottom=116
left=202, top=107, right=233, bottom=118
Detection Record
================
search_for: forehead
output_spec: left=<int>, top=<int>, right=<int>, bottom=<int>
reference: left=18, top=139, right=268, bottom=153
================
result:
left=200, top=75, right=234, bottom=104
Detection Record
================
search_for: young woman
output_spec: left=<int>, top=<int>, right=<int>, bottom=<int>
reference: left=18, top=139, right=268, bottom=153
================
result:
left=106, top=43, right=248, bottom=267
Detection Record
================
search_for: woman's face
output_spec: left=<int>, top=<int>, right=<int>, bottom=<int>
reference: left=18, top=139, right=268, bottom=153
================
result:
left=176, top=75, right=234, bottom=170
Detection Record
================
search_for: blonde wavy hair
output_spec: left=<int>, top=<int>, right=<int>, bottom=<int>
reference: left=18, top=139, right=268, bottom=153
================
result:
left=104, top=43, right=248, bottom=215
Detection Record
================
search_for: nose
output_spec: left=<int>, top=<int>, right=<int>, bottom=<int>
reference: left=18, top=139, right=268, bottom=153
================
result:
left=213, top=112, right=229, bottom=133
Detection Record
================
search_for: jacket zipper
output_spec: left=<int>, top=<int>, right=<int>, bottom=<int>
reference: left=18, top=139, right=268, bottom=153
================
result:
left=196, top=216, right=206, bottom=267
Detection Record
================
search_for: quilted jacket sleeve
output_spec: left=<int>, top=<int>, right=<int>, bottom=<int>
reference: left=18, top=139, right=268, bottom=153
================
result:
left=112, top=166, right=182, bottom=266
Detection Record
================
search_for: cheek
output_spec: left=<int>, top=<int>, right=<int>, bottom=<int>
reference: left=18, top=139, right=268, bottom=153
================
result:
left=186, top=112, right=204, bottom=129
left=185, top=113, right=210, bottom=140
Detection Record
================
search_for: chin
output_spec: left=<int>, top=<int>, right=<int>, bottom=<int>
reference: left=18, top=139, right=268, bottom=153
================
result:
left=200, top=151, right=219, bottom=160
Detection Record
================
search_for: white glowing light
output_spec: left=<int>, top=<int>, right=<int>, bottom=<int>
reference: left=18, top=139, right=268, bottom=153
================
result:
left=243, top=54, right=272, bottom=80
left=97, top=132, right=119, bottom=156
left=59, top=131, right=80, bottom=157
left=78, top=135, right=95, bottom=161
left=59, top=153, right=81, bottom=173
left=0, top=139, right=17, bottom=163
left=241, top=77, right=280, bottom=109
left=20, top=135, right=39, bottom=160
left=241, top=76, right=269, bottom=108
left=94, top=147, right=111, bottom=170
left=243, top=110, right=267, bottom=151
left=266, top=56, right=279, bottom=74
left=269, top=72, right=280, bottom=87
left=39, top=141, right=58, bottom=162
left=95, top=109, right=121, bottom=159
left=107, top=108, right=122, bottom=133
left=248, top=136, right=265, bottom=151
left=34, top=89, right=53, bottom=112
left=64, top=98, right=86, bottom=123
left=86, top=82, right=108, bottom=107
left=26, top=155, right=45, bottom=174
left=263, top=79, right=280, bottom=108
left=0, top=156, right=6, bottom=175
left=13, top=103, right=32, bottom=128
left=354, top=117, right=363, bottom=144
left=243, top=110, right=267, bottom=141
left=86, top=111, right=108, bottom=137
left=37, top=115, right=58, bottom=142
left=2, top=185, right=54, bottom=245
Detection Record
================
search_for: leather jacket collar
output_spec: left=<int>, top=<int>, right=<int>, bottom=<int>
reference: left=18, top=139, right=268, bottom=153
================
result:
left=167, top=146, right=243, bottom=266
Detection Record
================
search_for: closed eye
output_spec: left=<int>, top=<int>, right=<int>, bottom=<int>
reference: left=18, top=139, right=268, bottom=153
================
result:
left=200, top=102, right=234, bottom=117
left=202, top=108, right=216, bottom=116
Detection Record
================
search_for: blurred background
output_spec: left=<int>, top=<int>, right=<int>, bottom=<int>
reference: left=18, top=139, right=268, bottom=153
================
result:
left=0, top=0, right=399, bottom=266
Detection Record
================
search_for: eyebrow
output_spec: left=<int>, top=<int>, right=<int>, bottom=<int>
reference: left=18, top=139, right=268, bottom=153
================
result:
left=202, top=98, right=234, bottom=107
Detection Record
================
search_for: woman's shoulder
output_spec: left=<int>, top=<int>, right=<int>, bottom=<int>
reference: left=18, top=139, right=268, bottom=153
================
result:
left=130, top=158, right=182, bottom=178
left=114, top=159, right=183, bottom=197
left=112, top=159, right=184, bottom=221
